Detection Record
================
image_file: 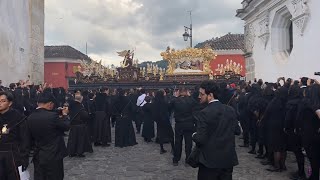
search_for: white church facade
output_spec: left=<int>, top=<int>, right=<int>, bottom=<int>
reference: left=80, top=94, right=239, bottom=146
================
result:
left=0, top=0, right=44, bottom=85
left=236, top=0, right=320, bottom=82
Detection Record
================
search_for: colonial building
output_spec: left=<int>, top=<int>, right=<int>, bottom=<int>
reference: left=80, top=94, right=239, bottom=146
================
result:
left=195, top=33, right=246, bottom=77
left=0, top=0, right=44, bottom=85
left=236, top=0, right=319, bottom=81
left=44, top=46, right=91, bottom=89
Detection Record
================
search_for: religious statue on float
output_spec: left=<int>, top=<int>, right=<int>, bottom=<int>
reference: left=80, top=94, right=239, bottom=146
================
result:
left=214, top=59, right=243, bottom=75
left=117, top=50, right=134, bottom=68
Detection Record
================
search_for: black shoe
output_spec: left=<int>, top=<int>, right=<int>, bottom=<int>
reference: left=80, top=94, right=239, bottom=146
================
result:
left=239, top=144, right=249, bottom=147
left=290, top=173, right=306, bottom=180
left=255, top=154, right=265, bottom=159
left=94, top=142, right=101, bottom=146
left=281, top=166, right=287, bottom=171
left=160, top=149, right=167, bottom=154
left=69, top=154, right=76, bottom=157
left=173, top=161, right=178, bottom=166
left=248, top=150, right=256, bottom=154
left=266, top=167, right=282, bottom=172
left=77, top=154, right=86, bottom=158
left=101, top=144, right=110, bottom=147
left=260, top=160, right=272, bottom=166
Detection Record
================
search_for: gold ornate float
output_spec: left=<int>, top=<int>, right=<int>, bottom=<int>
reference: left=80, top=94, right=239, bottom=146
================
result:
left=160, top=45, right=217, bottom=75
left=159, top=45, right=217, bottom=82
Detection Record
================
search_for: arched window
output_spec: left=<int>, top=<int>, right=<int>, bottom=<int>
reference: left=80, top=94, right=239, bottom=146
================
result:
left=271, top=6, right=293, bottom=63
left=289, top=22, right=293, bottom=54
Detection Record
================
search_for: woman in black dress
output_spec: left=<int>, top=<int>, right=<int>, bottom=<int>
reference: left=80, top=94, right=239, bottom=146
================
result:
left=264, top=87, right=288, bottom=172
left=285, top=84, right=305, bottom=179
left=297, top=84, right=320, bottom=180
left=113, top=88, right=137, bottom=148
left=142, top=96, right=155, bottom=142
left=152, top=90, right=174, bottom=154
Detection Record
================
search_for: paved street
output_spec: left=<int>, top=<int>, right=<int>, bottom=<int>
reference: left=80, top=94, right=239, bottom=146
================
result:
left=29, top=125, right=298, bottom=180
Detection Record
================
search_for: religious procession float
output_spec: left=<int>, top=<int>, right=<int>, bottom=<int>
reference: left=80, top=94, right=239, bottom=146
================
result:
left=70, top=45, right=243, bottom=90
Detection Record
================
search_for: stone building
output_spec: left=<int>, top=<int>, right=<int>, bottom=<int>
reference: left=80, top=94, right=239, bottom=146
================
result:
left=236, top=0, right=319, bottom=81
left=0, top=0, right=44, bottom=86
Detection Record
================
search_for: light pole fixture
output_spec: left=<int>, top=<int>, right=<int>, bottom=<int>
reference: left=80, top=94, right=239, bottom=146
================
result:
left=182, top=11, right=192, bottom=48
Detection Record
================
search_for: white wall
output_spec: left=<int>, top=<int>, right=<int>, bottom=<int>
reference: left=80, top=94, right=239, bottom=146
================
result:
left=244, top=0, right=320, bottom=82
left=0, top=0, right=44, bottom=86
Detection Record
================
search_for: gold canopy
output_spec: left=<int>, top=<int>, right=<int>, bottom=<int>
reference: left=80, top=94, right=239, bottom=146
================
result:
left=160, top=45, right=217, bottom=75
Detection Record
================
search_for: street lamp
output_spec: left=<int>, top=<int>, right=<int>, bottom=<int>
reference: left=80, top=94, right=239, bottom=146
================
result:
left=182, top=11, right=192, bottom=48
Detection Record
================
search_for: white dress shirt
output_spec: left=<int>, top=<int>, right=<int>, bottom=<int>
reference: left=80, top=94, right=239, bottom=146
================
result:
left=136, top=94, right=146, bottom=107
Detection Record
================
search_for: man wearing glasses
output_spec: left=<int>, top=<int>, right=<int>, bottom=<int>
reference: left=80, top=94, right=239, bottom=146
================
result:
left=193, top=81, right=239, bottom=180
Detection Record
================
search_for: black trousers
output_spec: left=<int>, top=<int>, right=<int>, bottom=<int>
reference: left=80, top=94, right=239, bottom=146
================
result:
left=34, top=158, right=64, bottom=180
left=0, top=151, right=19, bottom=180
left=135, top=112, right=143, bottom=133
left=239, top=115, right=249, bottom=145
left=173, top=124, right=193, bottom=162
left=198, top=164, right=233, bottom=180
left=249, top=119, right=258, bottom=149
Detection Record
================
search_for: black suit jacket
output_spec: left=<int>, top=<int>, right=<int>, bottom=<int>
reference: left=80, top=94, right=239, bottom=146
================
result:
left=26, top=108, right=70, bottom=164
left=193, top=101, right=239, bottom=168
left=170, top=96, right=197, bottom=126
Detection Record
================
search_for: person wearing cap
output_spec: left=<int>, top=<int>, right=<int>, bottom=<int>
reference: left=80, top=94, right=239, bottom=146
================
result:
left=24, top=92, right=70, bottom=180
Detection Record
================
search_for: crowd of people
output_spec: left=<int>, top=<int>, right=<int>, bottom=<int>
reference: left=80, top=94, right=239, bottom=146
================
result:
left=236, top=77, right=320, bottom=180
left=0, top=76, right=320, bottom=180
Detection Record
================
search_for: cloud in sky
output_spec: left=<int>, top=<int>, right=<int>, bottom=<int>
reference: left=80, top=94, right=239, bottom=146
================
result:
left=45, top=0, right=244, bottom=66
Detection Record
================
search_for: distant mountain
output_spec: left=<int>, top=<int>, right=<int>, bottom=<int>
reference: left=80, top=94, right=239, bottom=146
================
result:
left=138, top=60, right=168, bottom=69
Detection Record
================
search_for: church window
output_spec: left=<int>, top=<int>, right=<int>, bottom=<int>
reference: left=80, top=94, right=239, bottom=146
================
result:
left=289, top=22, right=293, bottom=54
left=271, top=6, right=293, bottom=62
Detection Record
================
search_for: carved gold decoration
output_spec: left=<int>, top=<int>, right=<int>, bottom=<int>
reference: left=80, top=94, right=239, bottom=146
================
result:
left=117, top=50, right=134, bottom=68
left=160, top=46, right=217, bottom=75
left=215, top=59, right=243, bottom=75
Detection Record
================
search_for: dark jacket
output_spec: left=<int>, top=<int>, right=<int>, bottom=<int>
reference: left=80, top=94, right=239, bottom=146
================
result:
left=170, top=96, right=197, bottom=127
left=86, top=99, right=96, bottom=115
left=12, top=88, right=24, bottom=113
left=297, top=98, right=320, bottom=147
left=26, top=108, right=70, bottom=164
left=193, top=101, right=239, bottom=168
left=0, top=109, right=28, bottom=166
left=69, top=101, right=89, bottom=125
left=95, top=93, right=111, bottom=113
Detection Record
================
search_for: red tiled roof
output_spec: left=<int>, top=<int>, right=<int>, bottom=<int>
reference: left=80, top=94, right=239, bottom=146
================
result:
left=45, top=45, right=91, bottom=61
left=195, top=33, right=244, bottom=51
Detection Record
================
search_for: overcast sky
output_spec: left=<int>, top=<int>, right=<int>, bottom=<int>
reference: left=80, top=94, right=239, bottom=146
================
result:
left=45, top=0, right=244, bottom=66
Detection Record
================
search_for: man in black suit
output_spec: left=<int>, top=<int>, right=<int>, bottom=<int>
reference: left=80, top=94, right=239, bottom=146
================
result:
left=171, top=87, right=197, bottom=166
left=25, top=92, right=70, bottom=180
left=193, top=80, right=239, bottom=180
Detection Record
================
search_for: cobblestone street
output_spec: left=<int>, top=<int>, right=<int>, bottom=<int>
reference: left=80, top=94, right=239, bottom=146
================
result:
left=56, top=126, right=297, bottom=180
left=26, top=123, right=298, bottom=180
